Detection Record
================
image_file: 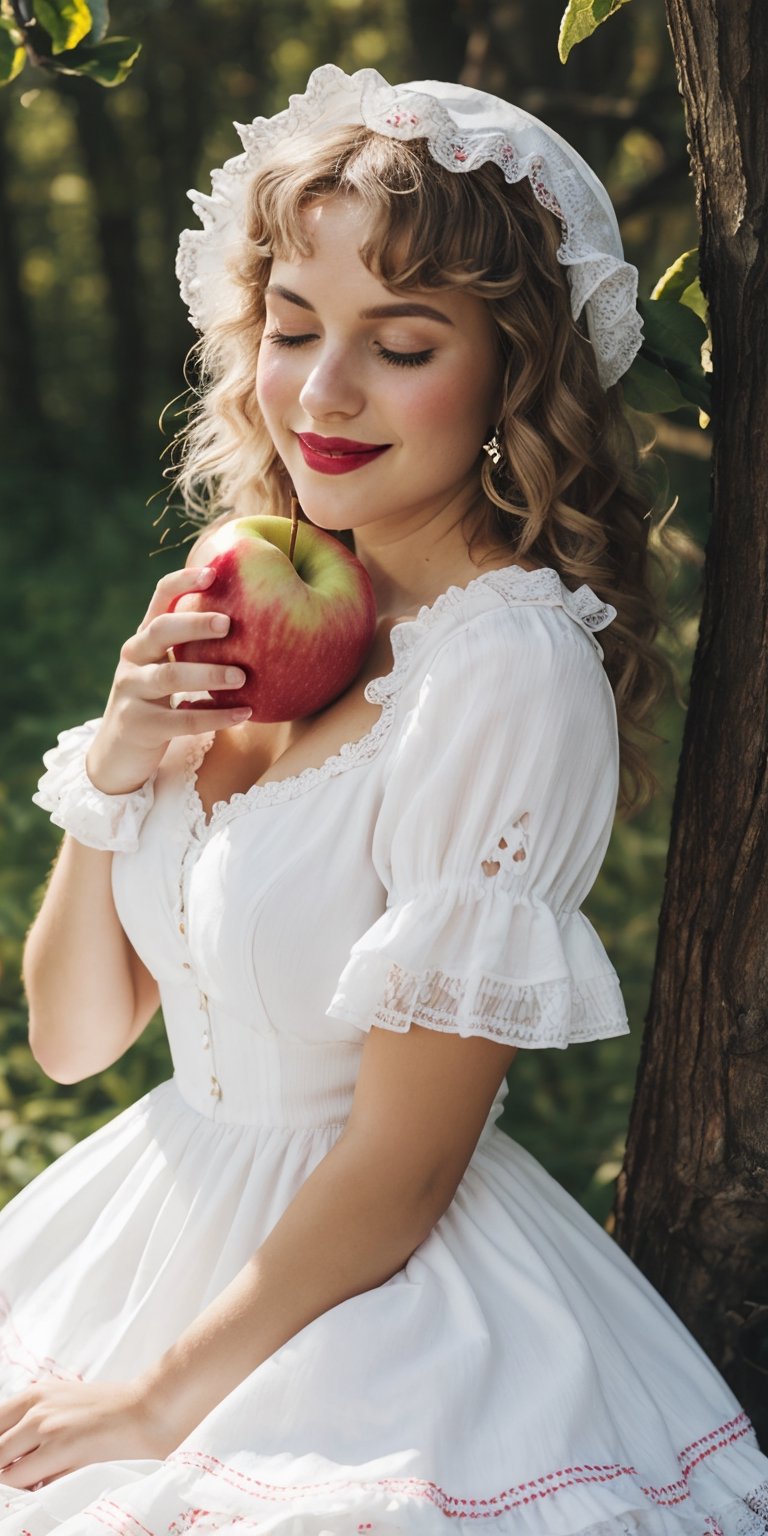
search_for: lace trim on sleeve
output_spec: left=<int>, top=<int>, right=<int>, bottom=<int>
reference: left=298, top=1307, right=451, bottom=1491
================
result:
left=331, top=961, right=629, bottom=1050
left=31, top=718, right=158, bottom=853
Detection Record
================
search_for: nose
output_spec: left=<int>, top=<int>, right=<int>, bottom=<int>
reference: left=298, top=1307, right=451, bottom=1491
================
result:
left=298, top=342, right=365, bottom=422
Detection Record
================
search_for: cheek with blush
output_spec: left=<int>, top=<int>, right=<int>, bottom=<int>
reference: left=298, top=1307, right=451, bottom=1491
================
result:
left=255, top=349, right=280, bottom=407
left=394, top=374, right=463, bottom=441
left=415, top=373, right=491, bottom=464
left=255, top=356, right=290, bottom=447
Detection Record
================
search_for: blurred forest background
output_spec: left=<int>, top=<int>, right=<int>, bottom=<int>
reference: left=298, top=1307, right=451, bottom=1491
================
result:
left=0, top=0, right=711, bottom=1223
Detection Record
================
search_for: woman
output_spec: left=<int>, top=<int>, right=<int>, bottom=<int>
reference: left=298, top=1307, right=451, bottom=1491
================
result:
left=2, top=62, right=766, bottom=1535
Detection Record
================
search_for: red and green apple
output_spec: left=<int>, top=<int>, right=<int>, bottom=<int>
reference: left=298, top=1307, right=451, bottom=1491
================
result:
left=166, top=513, right=378, bottom=722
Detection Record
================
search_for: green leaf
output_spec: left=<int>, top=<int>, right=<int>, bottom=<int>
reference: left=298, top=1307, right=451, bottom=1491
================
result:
left=621, top=298, right=711, bottom=414
left=636, top=293, right=709, bottom=393
left=50, top=33, right=141, bottom=85
left=0, top=19, right=25, bottom=83
left=651, top=247, right=699, bottom=303
left=558, top=0, right=632, bottom=62
left=651, top=249, right=709, bottom=330
left=677, top=275, right=708, bottom=327
left=79, top=0, right=109, bottom=45
left=33, top=0, right=93, bottom=54
left=620, top=352, right=693, bottom=414
left=638, top=255, right=712, bottom=417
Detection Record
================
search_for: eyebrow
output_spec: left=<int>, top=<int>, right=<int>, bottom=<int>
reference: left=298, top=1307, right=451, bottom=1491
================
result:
left=265, top=284, right=455, bottom=327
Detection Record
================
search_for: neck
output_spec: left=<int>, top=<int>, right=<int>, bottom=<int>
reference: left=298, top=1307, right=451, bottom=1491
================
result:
left=351, top=485, right=509, bottom=618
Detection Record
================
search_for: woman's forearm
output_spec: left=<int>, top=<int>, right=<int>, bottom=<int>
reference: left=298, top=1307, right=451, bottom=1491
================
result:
left=136, top=1129, right=443, bottom=1445
left=22, top=836, right=145, bottom=1083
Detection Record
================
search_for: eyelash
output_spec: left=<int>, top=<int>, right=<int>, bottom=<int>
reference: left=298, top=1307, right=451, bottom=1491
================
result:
left=264, top=329, right=436, bottom=369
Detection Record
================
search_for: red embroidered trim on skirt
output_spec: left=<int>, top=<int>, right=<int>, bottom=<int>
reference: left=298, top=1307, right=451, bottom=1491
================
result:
left=0, top=1292, right=83, bottom=1384
left=160, top=1410, right=755, bottom=1516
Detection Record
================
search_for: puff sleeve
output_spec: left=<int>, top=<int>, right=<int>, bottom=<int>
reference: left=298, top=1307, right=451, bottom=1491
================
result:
left=325, top=605, right=629, bottom=1050
left=31, top=717, right=158, bottom=852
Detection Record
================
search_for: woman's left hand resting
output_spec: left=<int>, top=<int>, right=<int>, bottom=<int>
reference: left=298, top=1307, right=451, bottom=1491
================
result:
left=0, top=1377, right=177, bottom=1489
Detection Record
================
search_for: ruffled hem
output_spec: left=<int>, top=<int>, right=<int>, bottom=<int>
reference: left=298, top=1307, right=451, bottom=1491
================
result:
left=325, top=897, right=629, bottom=1049
left=327, top=958, right=629, bottom=1048
left=2, top=1447, right=765, bottom=1535
left=1, top=1083, right=766, bottom=1534
left=31, top=718, right=158, bottom=853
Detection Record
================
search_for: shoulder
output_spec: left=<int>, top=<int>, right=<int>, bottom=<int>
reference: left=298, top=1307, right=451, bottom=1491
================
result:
left=374, top=591, right=618, bottom=796
left=393, top=587, right=608, bottom=713
left=184, top=511, right=242, bottom=567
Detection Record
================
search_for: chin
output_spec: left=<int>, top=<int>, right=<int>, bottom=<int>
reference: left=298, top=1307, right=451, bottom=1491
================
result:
left=289, top=497, right=356, bottom=549
left=297, top=503, right=350, bottom=530
left=291, top=490, right=360, bottom=533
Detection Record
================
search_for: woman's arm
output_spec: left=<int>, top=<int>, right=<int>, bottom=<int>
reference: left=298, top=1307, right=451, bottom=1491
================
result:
left=137, top=1023, right=517, bottom=1443
left=22, top=546, right=251, bottom=1085
left=22, top=838, right=160, bottom=1084
left=0, top=1024, right=516, bottom=1489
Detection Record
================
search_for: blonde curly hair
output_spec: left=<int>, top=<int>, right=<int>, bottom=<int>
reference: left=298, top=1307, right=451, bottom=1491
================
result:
left=164, top=123, right=681, bottom=822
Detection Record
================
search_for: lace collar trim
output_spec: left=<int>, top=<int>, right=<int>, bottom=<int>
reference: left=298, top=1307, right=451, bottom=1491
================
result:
left=182, top=564, right=616, bottom=830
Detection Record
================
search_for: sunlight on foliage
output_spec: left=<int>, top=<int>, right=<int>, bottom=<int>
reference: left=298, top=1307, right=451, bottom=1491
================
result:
left=33, top=0, right=93, bottom=55
left=49, top=171, right=88, bottom=203
left=558, top=0, right=633, bottom=63
left=273, top=37, right=312, bottom=73
left=21, top=249, right=56, bottom=292
left=350, top=26, right=389, bottom=62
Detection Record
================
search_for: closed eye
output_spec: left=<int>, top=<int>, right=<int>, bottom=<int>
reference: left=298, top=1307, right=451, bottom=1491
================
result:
left=263, top=329, right=436, bottom=369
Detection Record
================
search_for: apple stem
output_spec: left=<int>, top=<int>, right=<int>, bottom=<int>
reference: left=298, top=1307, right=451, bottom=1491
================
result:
left=289, top=496, right=299, bottom=566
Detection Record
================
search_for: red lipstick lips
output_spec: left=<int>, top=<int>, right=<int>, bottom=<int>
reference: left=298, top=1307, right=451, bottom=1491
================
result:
left=296, top=432, right=391, bottom=475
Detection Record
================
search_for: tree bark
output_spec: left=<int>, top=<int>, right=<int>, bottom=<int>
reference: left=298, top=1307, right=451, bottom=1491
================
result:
left=59, top=75, right=145, bottom=464
left=0, top=95, right=44, bottom=430
left=613, top=0, right=768, bottom=1449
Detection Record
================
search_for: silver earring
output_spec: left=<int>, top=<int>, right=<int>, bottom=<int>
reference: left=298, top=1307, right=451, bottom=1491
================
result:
left=482, top=427, right=504, bottom=467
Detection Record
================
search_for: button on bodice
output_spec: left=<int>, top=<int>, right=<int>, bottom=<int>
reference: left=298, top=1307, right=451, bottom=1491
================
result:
left=159, top=980, right=364, bottom=1126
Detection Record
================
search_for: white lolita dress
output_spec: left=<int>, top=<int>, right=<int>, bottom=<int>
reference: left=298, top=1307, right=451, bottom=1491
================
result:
left=2, top=565, right=767, bottom=1535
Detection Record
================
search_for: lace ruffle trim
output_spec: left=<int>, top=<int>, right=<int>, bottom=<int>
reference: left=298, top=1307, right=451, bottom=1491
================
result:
left=31, top=718, right=158, bottom=853
left=329, top=960, right=629, bottom=1049
left=182, top=566, right=616, bottom=829
left=176, top=63, right=643, bottom=390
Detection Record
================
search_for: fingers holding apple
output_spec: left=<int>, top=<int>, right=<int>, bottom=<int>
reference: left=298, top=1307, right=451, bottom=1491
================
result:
left=166, top=515, right=377, bottom=723
left=84, top=571, right=255, bottom=797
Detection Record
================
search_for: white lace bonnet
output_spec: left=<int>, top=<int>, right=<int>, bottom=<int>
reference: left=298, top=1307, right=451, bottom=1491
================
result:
left=176, top=62, right=644, bottom=392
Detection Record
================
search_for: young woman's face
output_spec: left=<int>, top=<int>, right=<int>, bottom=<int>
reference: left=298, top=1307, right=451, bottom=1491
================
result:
left=255, top=195, right=504, bottom=538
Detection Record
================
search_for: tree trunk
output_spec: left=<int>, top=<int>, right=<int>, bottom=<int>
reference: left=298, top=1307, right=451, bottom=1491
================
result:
left=59, top=76, right=145, bottom=464
left=0, top=95, right=44, bottom=431
left=613, top=0, right=768, bottom=1449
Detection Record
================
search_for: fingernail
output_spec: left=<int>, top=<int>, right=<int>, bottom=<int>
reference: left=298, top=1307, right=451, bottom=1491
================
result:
left=231, top=708, right=252, bottom=721
left=198, top=566, right=215, bottom=582
left=211, top=614, right=230, bottom=633
left=225, top=668, right=245, bottom=685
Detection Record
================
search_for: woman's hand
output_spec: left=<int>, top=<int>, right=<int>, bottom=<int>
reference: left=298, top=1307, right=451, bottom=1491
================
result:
left=0, top=1377, right=177, bottom=1489
left=85, top=565, right=253, bottom=796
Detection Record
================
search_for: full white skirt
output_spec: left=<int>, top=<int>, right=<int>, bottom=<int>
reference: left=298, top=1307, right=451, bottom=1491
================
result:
left=1, top=1078, right=766, bottom=1536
